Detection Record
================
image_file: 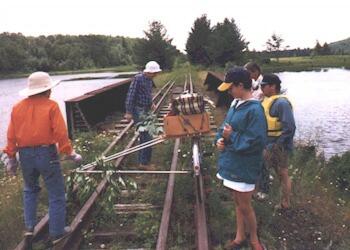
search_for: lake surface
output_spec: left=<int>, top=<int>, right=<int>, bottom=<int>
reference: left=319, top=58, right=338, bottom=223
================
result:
left=1, top=69, right=350, bottom=159
left=0, top=72, right=131, bottom=150
left=278, top=68, right=350, bottom=158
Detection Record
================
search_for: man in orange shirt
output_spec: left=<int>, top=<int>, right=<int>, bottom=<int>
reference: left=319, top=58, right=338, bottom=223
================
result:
left=2, top=71, right=82, bottom=245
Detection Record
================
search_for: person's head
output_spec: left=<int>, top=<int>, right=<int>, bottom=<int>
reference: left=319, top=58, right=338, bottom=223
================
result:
left=260, top=74, right=282, bottom=97
left=19, top=71, right=59, bottom=97
left=143, top=61, right=162, bottom=79
left=244, top=62, right=261, bottom=81
left=217, top=67, right=252, bottom=99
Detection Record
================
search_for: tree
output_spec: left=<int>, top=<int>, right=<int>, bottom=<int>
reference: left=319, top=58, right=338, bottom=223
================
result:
left=266, top=33, right=284, bottom=61
left=208, top=18, right=247, bottom=66
left=322, top=42, right=331, bottom=55
left=185, top=14, right=212, bottom=66
left=313, top=41, right=332, bottom=56
left=313, top=40, right=323, bottom=56
left=134, top=21, right=178, bottom=70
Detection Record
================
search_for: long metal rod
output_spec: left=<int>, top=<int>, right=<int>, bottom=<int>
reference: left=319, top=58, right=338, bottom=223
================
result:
left=56, top=130, right=140, bottom=250
left=156, top=138, right=181, bottom=250
left=192, top=139, right=200, bottom=176
left=75, top=170, right=188, bottom=174
left=102, top=79, right=172, bottom=157
left=58, top=81, right=176, bottom=250
left=78, top=137, right=166, bottom=171
left=193, top=137, right=209, bottom=250
left=189, top=73, right=194, bottom=94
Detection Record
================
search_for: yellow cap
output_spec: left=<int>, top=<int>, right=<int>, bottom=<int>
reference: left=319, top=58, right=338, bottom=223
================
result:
left=217, top=82, right=232, bottom=92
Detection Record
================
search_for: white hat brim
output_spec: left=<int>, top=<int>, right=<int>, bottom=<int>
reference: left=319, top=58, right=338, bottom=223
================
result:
left=143, top=69, right=162, bottom=73
left=19, top=80, right=60, bottom=97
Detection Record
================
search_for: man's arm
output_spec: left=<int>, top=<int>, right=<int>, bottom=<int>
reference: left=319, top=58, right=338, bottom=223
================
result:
left=3, top=110, right=18, bottom=158
left=276, top=100, right=296, bottom=145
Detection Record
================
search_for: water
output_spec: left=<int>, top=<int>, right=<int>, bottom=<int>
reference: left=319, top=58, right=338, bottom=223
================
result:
left=278, top=68, right=350, bottom=158
left=0, top=72, right=132, bottom=149
left=1, top=69, right=350, bottom=158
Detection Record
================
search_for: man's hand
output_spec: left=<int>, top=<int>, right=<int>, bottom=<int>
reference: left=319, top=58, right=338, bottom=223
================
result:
left=216, top=138, right=225, bottom=151
left=1, top=153, right=18, bottom=176
left=222, top=123, right=233, bottom=140
left=124, top=113, right=133, bottom=122
left=69, top=151, right=83, bottom=164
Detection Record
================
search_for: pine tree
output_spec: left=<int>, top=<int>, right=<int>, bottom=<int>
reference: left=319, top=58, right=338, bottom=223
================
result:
left=208, top=18, right=247, bottom=66
left=313, top=40, right=323, bottom=55
left=185, top=14, right=212, bottom=66
left=134, top=21, right=178, bottom=70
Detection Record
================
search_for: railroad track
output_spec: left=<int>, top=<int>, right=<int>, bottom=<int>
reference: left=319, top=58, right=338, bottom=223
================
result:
left=15, top=74, right=217, bottom=250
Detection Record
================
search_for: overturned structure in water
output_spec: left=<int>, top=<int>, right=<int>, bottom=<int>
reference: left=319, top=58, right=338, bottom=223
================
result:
left=65, top=78, right=132, bottom=138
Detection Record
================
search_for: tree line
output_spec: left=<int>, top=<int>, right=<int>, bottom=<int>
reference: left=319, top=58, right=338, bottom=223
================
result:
left=0, top=22, right=180, bottom=75
left=1, top=15, right=347, bottom=75
left=0, top=33, right=139, bottom=73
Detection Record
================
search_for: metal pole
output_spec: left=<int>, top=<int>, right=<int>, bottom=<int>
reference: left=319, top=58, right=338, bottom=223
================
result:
left=75, top=170, right=189, bottom=174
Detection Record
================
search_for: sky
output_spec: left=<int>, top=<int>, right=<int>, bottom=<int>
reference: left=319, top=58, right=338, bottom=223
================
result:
left=1, top=0, right=350, bottom=52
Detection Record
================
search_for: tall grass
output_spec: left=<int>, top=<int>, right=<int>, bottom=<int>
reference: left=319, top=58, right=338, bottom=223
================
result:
left=263, top=55, right=350, bottom=72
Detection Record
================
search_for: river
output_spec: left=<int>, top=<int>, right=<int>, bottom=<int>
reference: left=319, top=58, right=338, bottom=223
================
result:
left=1, top=69, right=350, bottom=158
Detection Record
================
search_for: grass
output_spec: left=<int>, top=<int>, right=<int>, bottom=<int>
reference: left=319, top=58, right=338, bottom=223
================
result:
left=262, top=55, right=350, bottom=72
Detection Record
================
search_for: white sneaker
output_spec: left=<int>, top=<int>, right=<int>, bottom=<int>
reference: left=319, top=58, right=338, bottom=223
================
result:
left=254, top=192, right=268, bottom=201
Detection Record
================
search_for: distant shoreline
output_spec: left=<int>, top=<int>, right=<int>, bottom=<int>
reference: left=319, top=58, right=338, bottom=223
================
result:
left=0, top=65, right=138, bottom=80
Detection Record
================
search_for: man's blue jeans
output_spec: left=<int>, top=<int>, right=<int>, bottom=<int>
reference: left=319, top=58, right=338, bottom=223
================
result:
left=18, top=144, right=66, bottom=238
left=133, top=107, right=152, bottom=165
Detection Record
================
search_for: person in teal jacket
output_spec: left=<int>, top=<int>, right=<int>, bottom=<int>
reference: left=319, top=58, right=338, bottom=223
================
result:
left=216, top=67, right=267, bottom=250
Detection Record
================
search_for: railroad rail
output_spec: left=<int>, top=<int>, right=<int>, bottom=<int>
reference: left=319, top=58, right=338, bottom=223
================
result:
left=15, top=74, right=216, bottom=250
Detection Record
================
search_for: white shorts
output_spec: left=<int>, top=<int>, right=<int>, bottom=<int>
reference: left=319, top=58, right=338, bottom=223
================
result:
left=216, top=173, right=255, bottom=192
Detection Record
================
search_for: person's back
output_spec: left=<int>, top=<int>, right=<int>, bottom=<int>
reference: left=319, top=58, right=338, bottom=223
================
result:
left=2, top=71, right=82, bottom=247
left=10, top=96, right=72, bottom=152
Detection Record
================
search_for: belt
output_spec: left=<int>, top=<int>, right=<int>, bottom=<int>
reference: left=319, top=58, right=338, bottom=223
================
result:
left=20, top=144, right=55, bottom=149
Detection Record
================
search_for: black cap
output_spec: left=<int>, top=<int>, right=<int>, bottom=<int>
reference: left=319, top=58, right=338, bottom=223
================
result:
left=218, top=67, right=251, bottom=91
left=261, top=74, right=281, bottom=85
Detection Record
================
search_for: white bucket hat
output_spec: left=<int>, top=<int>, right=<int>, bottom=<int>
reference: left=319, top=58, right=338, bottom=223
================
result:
left=143, top=61, right=162, bottom=73
left=19, top=71, right=60, bottom=96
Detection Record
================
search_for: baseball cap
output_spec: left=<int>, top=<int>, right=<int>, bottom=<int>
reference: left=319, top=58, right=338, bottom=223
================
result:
left=217, top=67, right=251, bottom=92
left=260, top=74, right=281, bottom=86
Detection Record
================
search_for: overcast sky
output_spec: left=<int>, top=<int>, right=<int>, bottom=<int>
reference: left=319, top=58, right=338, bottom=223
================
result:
left=2, top=0, right=349, bottom=52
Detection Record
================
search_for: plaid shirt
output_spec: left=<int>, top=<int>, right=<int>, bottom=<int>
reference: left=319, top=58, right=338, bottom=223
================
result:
left=125, top=73, right=154, bottom=113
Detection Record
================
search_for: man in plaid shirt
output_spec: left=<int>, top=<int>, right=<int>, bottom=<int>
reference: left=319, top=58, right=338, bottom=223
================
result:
left=124, top=61, right=162, bottom=169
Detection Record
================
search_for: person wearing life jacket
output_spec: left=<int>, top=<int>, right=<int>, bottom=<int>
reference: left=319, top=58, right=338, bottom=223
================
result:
left=260, top=73, right=296, bottom=209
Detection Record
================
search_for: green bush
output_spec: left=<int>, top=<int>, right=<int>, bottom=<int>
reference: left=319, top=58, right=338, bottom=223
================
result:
left=326, top=151, right=350, bottom=192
